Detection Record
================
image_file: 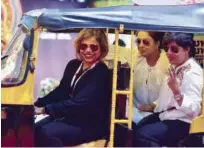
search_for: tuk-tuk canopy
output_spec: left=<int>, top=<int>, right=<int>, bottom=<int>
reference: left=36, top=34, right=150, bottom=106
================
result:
left=22, top=4, right=204, bottom=33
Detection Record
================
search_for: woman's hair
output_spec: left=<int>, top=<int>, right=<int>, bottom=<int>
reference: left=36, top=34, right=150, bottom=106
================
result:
left=136, top=31, right=165, bottom=48
left=74, top=28, right=108, bottom=60
left=163, top=32, right=195, bottom=57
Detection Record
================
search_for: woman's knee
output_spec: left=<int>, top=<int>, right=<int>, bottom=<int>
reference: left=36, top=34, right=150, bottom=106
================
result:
left=39, top=125, right=57, bottom=138
left=133, top=126, right=161, bottom=147
left=35, top=126, right=63, bottom=146
left=134, top=126, right=150, bottom=139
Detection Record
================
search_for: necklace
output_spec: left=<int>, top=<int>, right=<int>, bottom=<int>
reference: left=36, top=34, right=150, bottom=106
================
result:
left=70, top=61, right=99, bottom=90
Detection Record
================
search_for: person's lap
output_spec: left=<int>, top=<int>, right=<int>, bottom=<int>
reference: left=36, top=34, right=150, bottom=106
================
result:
left=130, top=107, right=153, bottom=125
left=35, top=116, right=102, bottom=146
left=133, top=114, right=190, bottom=147
left=135, top=112, right=160, bottom=129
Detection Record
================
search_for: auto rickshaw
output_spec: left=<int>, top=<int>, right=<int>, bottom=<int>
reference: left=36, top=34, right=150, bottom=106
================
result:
left=1, top=4, right=204, bottom=147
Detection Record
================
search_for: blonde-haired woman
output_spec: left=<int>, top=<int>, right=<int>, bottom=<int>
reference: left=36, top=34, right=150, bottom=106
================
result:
left=34, top=28, right=111, bottom=147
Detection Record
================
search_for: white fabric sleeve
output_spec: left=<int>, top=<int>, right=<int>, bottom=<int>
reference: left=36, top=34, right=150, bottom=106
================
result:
left=153, top=100, right=158, bottom=105
left=175, top=71, right=203, bottom=118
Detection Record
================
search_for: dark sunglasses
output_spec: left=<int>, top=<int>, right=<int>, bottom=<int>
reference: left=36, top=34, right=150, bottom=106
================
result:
left=136, top=39, right=150, bottom=46
left=80, top=43, right=99, bottom=52
left=164, top=45, right=179, bottom=54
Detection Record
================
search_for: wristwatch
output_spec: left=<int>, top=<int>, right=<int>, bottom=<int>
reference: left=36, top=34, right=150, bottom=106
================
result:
left=174, top=94, right=183, bottom=101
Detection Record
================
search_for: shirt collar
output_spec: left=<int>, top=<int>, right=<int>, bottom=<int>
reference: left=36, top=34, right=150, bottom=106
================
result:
left=175, top=58, right=193, bottom=73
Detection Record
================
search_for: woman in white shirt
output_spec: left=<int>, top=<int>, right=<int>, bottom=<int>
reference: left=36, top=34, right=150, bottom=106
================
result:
left=133, top=32, right=203, bottom=147
left=126, top=31, right=169, bottom=124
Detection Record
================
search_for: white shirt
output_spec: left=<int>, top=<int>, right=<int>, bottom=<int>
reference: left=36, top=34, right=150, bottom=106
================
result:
left=126, top=51, right=169, bottom=123
left=154, top=58, right=203, bottom=123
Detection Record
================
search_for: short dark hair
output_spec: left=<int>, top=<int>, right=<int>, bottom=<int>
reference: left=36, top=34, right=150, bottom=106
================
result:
left=163, top=32, right=195, bottom=57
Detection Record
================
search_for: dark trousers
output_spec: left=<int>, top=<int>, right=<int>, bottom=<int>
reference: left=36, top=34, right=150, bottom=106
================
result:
left=35, top=116, right=103, bottom=147
left=133, top=113, right=190, bottom=147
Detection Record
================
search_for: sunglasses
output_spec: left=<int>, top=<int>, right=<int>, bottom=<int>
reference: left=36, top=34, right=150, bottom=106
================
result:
left=80, top=43, right=99, bottom=52
left=136, top=39, right=150, bottom=46
left=164, top=45, right=179, bottom=54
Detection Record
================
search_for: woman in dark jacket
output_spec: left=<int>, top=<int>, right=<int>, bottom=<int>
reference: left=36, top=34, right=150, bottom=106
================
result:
left=34, top=28, right=111, bottom=147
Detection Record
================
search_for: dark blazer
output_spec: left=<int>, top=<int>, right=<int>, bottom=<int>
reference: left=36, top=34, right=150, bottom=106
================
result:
left=34, top=59, right=111, bottom=127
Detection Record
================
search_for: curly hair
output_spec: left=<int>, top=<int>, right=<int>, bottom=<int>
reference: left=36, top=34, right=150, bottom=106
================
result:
left=74, top=28, right=108, bottom=60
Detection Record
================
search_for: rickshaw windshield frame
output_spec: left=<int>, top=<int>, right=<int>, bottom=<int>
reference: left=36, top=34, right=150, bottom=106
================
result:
left=1, top=29, right=34, bottom=87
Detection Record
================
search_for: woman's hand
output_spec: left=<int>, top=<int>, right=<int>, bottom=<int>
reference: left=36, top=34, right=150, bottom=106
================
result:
left=168, top=66, right=180, bottom=95
left=35, top=107, right=45, bottom=115
left=1, top=109, right=7, bottom=119
left=137, top=104, right=156, bottom=112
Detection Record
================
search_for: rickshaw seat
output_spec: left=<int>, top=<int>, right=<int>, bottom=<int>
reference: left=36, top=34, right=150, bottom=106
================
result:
left=189, top=115, right=204, bottom=134
left=73, top=139, right=108, bottom=147
left=176, top=115, right=204, bottom=147
left=190, top=89, right=204, bottom=134
left=177, top=89, right=204, bottom=147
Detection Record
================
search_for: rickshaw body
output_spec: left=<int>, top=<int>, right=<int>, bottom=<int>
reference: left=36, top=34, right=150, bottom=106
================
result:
left=1, top=4, right=204, bottom=147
